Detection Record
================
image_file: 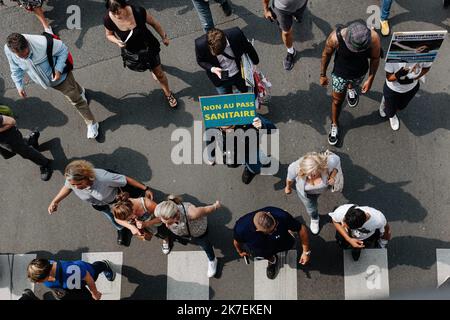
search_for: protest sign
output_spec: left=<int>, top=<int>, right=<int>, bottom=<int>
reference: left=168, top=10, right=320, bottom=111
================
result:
left=199, top=93, right=257, bottom=128
left=386, top=30, right=447, bottom=63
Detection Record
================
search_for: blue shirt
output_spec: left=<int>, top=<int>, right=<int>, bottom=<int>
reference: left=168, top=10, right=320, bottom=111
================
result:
left=44, top=260, right=95, bottom=289
left=4, top=34, right=68, bottom=90
left=233, top=207, right=301, bottom=258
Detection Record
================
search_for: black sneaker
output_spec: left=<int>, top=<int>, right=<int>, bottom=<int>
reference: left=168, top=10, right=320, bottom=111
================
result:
left=40, top=162, right=53, bottom=181
left=27, top=130, right=40, bottom=149
left=283, top=49, right=297, bottom=71
left=327, top=124, right=339, bottom=146
left=117, top=228, right=132, bottom=247
left=266, top=255, right=278, bottom=280
left=242, top=166, right=256, bottom=184
left=102, top=260, right=116, bottom=281
left=347, top=88, right=359, bottom=108
left=351, top=249, right=361, bottom=261
left=220, top=1, right=232, bottom=16
left=19, top=289, right=39, bottom=300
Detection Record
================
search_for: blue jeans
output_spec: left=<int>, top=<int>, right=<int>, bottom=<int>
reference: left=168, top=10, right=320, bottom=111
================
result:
left=192, top=0, right=227, bottom=32
left=215, top=73, right=248, bottom=95
left=380, top=0, right=393, bottom=20
left=297, top=192, right=319, bottom=220
left=189, top=233, right=216, bottom=261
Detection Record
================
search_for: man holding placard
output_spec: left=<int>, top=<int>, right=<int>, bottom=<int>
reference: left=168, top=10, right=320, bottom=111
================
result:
left=195, top=27, right=259, bottom=95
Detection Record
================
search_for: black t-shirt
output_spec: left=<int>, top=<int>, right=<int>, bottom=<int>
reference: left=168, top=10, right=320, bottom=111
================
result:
left=103, top=5, right=160, bottom=54
left=234, top=207, right=301, bottom=258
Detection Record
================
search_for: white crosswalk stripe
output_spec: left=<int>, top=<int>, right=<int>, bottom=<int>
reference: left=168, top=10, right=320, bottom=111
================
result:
left=436, top=249, right=450, bottom=288
left=167, top=251, right=209, bottom=300
left=81, top=252, right=123, bottom=300
left=254, top=250, right=297, bottom=300
left=343, top=248, right=389, bottom=300
left=0, top=254, right=36, bottom=300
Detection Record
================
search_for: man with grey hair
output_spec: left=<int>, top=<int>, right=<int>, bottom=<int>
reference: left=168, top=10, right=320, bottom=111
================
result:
left=233, top=206, right=310, bottom=279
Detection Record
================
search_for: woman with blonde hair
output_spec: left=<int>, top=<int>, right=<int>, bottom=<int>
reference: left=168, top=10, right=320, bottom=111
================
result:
left=112, top=192, right=172, bottom=254
left=48, top=160, right=155, bottom=246
left=154, top=195, right=221, bottom=278
left=285, top=151, right=342, bottom=235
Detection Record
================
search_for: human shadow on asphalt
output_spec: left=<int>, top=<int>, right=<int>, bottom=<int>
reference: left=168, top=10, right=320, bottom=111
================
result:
left=388, top=0, right=450, bottom=34
left=40, top=139, right=153, bottom=181
left=389, top=236, right=450, bottom=270
left=121, top=264, right=217, bottom=300
left=44, top=0, right=197, bottom=49
left=335, top=151, right=427, bottom=223
left=163, top=65, right=218, bottom=100
left=398, top=90, right=450, bottom=136
left=338, top=89, right=450, bottom=141
left=0, top=78, right=69, bottom=132
left=268, top=82, right=331, bottom=135
left=85, top=88, right=194, bottom=138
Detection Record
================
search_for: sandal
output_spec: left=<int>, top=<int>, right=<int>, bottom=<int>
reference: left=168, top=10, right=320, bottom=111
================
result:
left=165, top=92, right=178, bottom=108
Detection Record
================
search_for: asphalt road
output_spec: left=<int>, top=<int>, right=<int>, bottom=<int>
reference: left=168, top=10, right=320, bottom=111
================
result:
left=0, top=0, right=449, bottom=300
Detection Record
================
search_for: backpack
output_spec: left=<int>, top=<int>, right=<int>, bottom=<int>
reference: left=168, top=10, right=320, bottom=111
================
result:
left=42, top=32, right=74, bottom=78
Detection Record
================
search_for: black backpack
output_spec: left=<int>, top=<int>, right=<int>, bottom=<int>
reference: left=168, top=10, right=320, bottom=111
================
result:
left=42, top=32, right=74, bottom=77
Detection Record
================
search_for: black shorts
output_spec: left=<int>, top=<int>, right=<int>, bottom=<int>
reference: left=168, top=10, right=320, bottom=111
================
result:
left=272, top=1, right=308, bottom=32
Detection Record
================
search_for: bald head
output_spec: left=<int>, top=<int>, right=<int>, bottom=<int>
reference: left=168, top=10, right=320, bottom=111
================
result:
left=253, top=211, right=276, bottom=233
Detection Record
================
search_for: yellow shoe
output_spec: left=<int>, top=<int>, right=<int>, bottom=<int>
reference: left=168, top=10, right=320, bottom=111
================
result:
left=381, top=20, right=390, bottom=36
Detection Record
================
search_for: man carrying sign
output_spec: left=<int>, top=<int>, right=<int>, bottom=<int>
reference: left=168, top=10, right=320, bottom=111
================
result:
left=206, top=115, right=276, bottom=184
left=195, top=27, right=259, bottom=95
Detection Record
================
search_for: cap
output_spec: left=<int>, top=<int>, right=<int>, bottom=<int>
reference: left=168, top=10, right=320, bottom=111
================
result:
left=344, top=22, right=372, bottom=52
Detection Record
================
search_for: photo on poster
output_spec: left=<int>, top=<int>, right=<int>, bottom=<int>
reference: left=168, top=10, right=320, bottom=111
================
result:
left=386, top=30, right=447, bottom=63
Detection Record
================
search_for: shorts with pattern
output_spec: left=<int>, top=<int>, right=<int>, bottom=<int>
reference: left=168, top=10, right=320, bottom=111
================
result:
left=331, top=73, right=365, bottom=94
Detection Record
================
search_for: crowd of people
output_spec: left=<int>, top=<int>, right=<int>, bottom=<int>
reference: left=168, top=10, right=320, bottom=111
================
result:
left=0, top=0, right=445, bottom=299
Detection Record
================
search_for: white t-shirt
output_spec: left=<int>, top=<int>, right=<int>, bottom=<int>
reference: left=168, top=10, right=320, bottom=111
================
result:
left=385, top=62, right=432, bottom=93
left=329, top=204, right=387, bottom=240
left=217, top=40, right=240, bottom=77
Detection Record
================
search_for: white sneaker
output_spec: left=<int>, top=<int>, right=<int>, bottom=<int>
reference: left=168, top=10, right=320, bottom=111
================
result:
left=310, top=219, right=319, bottom=235
left=87, top=122, right=99, bottom=139
left=389, top=115, right=400, bottom=131
left=379, top=97, right=386, bottom=118
left=207, top=258, right=218, bottom=278
left=81, top=87, right=88, bottom=104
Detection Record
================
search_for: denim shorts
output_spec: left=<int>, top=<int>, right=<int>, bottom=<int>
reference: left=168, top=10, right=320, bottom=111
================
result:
left=331, top=73, right=365, bottom=94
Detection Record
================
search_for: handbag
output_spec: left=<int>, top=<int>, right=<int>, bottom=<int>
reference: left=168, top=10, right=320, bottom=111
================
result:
left=324, top=150, right=344, bottom=192
left=121, top=47, right=153, bottom=72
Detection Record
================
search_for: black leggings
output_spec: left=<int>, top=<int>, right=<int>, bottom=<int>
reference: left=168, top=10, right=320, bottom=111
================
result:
left=383, top=82, right=420, bottom=118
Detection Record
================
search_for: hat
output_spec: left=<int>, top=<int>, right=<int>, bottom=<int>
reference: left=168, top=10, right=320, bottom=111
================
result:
left=344, top=22, right=371, bottom=52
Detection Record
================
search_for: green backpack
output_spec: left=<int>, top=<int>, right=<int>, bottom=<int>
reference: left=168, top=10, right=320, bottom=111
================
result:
left=0, top=105, right=14, bottom=117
